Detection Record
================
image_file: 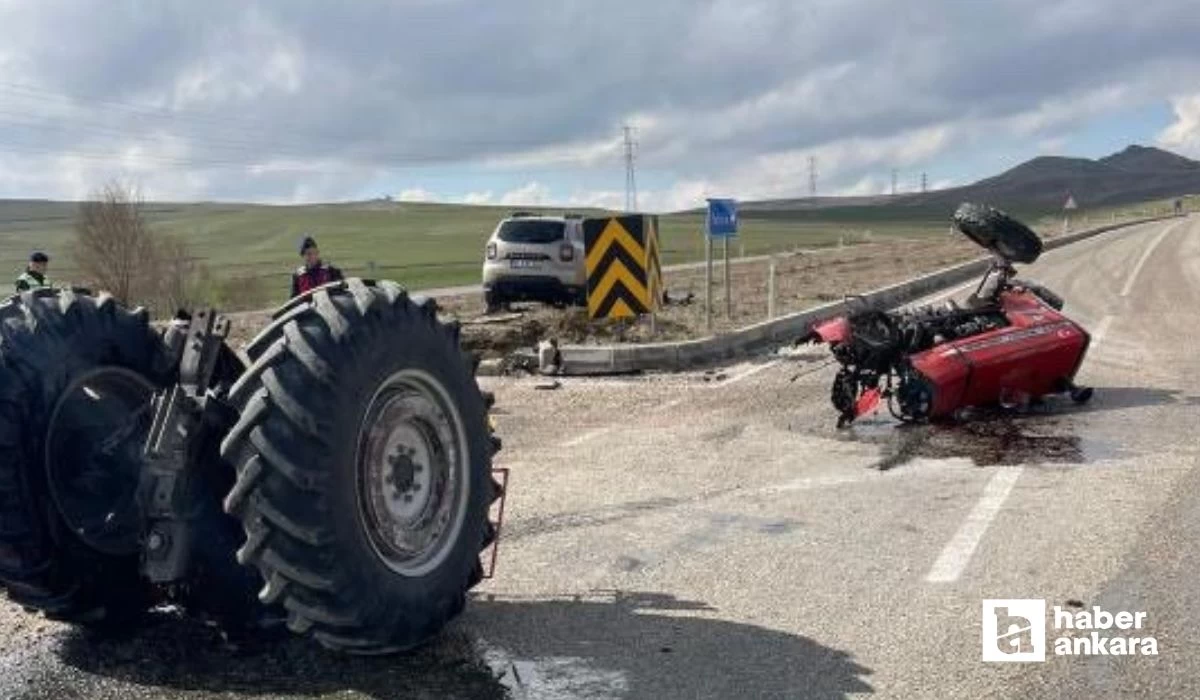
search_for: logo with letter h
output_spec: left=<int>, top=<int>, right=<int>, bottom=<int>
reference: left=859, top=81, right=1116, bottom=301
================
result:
left=982, top=599, right=1046, bottom=662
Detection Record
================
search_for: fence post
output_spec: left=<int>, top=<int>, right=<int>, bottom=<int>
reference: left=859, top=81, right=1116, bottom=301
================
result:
left=767, top=256, right=777, bottom=320
left=705, top=233, right=713, bottom=332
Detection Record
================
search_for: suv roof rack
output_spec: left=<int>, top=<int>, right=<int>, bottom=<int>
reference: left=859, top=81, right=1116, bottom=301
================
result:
left=509, top=210, right=535, bottom=218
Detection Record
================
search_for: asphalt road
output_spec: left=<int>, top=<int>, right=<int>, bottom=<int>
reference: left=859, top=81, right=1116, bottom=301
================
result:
left=2, top=216, right=1197, bottom=699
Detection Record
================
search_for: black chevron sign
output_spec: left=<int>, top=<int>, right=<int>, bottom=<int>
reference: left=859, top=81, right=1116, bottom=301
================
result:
left=583, top=215, right=662, bottom=319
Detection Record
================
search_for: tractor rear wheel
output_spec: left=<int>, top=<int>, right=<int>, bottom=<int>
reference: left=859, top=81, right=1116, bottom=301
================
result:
left=0, top=288, right=174, bottom=626
left=221, top=279, right=499, bottom=654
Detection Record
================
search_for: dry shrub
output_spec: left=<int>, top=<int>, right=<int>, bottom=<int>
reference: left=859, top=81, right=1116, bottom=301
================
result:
left=72, top=182, right=210, bottom=315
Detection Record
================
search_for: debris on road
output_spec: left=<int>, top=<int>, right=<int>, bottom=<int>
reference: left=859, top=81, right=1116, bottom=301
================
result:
left=663, top=290, right=696, bottom=306
left=464, top=312, right=525, bottom=325
left=538, top=338, right=563, bottom=375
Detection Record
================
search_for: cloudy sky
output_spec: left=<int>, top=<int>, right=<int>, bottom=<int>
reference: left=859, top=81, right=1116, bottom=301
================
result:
left=1, top=0, right=1198, bottom=211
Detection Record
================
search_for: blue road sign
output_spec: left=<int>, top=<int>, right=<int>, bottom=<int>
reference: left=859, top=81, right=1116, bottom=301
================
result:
left=706, top=198, right=739, bottom=237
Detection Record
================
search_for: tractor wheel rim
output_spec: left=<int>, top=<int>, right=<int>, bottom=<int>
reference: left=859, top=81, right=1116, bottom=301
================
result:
left=356, top=369, right=470, bottom=577
left=44, top=367, right=156, bottom=556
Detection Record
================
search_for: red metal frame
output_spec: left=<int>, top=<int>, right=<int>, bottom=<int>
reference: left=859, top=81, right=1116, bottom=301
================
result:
left=908, top=288, right=1089, bottom=418
left=482, top=466, right=509, bottom=579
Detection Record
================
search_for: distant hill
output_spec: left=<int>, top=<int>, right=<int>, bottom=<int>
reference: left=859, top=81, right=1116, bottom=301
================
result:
left=739, top=145, right=1200, bottom=215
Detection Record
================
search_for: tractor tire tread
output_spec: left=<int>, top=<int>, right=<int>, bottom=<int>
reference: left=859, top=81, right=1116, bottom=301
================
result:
left=221, top=278, right=499, bottom=653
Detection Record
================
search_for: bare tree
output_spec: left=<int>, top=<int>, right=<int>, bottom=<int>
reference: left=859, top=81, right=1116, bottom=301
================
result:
left=72, top=182, right=215, bottom=315
left=72, top=182, right=159, bottom=305
left=156, top=235, right=208, bottom=314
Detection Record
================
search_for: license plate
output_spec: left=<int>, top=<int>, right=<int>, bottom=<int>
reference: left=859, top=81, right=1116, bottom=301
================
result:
left=510, top=259, right=540, bottom=269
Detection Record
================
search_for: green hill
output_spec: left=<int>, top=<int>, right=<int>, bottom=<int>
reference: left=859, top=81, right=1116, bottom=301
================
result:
left=0, top=146, right=1189, bottom=308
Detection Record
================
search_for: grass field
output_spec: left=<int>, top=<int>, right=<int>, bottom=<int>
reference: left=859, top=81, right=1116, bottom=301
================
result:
left=0, top=196, right=1184, bottom=307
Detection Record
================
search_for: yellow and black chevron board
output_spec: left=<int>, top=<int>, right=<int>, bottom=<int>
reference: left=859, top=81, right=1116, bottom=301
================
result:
left=583, top=215, right=663, bottom=319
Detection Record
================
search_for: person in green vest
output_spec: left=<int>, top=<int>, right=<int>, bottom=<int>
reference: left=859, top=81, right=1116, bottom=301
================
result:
left=15, top=251, right=50, bottom=292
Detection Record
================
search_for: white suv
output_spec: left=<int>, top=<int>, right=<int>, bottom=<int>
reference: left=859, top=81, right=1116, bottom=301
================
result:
left=481, top=213, right=586, bottom=312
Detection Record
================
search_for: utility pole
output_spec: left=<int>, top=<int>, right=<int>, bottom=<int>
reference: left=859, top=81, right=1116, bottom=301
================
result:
left=808, top=156, right=818, bottom=196
left=623, top=125, right=638, bottom=212
left=921, top=172, right=928, bottom=193
left=891, top=168, right=898, bottom=196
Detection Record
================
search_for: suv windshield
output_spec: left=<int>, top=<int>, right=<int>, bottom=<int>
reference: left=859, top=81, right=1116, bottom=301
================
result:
left=497, top=220, right=565, bottom=244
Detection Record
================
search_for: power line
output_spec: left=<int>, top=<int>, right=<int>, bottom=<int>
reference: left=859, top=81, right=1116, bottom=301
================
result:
left=0, top=117, right=520, bottom=168
left=0, top=136, right=459, bottom=171
left=808, top=155, right=818, bottom=196
left=0, top=81, right=556, bottom=150
left=890, top=168, right=898, bottom=196
left=623, top=125, right=638, bottom=212
left=921, top=172, right=928, bottom=193
left=0, top=82, right=601, bottom=165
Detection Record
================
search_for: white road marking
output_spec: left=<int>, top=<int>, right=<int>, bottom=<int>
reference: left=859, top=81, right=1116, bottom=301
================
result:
left=561, top=426, right=614, bottom=448
left=760, top=472, right=877, bottom=494
left=925, top=467, right=1023, bottom=583
left=1121, top=220, right=1183, bottom=297
left=719, top=358, right=784, bottom=386
left=757, top=459, right=963, bottom=497
left=1089, top=315, right=1114, bottom=351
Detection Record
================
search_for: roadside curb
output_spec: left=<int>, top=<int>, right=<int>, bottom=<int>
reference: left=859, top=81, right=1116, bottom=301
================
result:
left=554, top=215, right=1178, bottom=375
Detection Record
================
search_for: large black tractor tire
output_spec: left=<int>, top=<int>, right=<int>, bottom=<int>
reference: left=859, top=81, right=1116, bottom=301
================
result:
left=0, top=288, right=174, bottom=626
left=220, top=279, right=499, bottom=654
left=953, top=203, right=1044, bottom=264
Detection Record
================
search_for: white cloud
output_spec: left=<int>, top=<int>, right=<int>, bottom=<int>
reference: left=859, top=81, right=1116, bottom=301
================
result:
left=1004, top=85, right=1132, bottom=137
left=1, top=1, right=1198, bottom=203
left=1158, top=94, right=1200, bottom=157
left=460, top=190, right=494, bottom=204
left=498, top=182, right=550, bottom=206
left=563, top=189, right=625, bottom=211
left=836, top=176, right=884, bottom=197
left=461, top=190, right=494, bottom=205
left=1037, top=137, right=1068, bottom=154
left=484, top=137, right=625, bottom=170
left=171, top=7, right=305, bottom=108
left=397, top=187, right=435, bottom=202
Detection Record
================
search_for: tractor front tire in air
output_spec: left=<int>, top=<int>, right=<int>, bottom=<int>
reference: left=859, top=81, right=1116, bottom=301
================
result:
left=0, top=289, right=174, bottom=627
left=221, top=279, right=498, bottom=654
left=953, top=203, right=1044, bottom=264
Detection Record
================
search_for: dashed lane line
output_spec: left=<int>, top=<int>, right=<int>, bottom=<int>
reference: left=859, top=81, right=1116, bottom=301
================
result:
left=925, top=467, right=1024, bottom=583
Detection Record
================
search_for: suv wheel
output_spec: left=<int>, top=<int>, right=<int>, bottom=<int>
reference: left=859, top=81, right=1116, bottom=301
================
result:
left=484, top=290, right=502, bottom=314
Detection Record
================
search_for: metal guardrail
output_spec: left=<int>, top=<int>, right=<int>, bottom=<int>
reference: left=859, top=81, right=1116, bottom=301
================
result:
left=549, top=215, right=1179, bottom=375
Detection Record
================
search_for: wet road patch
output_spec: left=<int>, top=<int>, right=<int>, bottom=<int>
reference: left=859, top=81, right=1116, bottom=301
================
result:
left=834, top=414, right=1121, bottom=470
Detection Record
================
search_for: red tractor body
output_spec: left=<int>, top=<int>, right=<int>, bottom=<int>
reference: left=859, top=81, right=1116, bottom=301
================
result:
left=907, top=288, right=1090, bottom=419
left=809, top=203, right=1096, bottom=426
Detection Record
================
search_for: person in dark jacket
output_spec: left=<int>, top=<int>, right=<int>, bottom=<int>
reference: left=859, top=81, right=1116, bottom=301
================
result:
left=290, top=235, right=344, bottom=298
left=15, top=251, right=51, bottom=292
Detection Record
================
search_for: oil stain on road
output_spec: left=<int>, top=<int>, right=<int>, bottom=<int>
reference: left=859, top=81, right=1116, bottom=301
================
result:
left=830, top=414, right=1123, bottom=471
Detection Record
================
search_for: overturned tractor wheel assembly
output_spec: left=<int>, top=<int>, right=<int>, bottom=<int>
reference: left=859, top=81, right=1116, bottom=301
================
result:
left=0, top=280, right=506, bottom=654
